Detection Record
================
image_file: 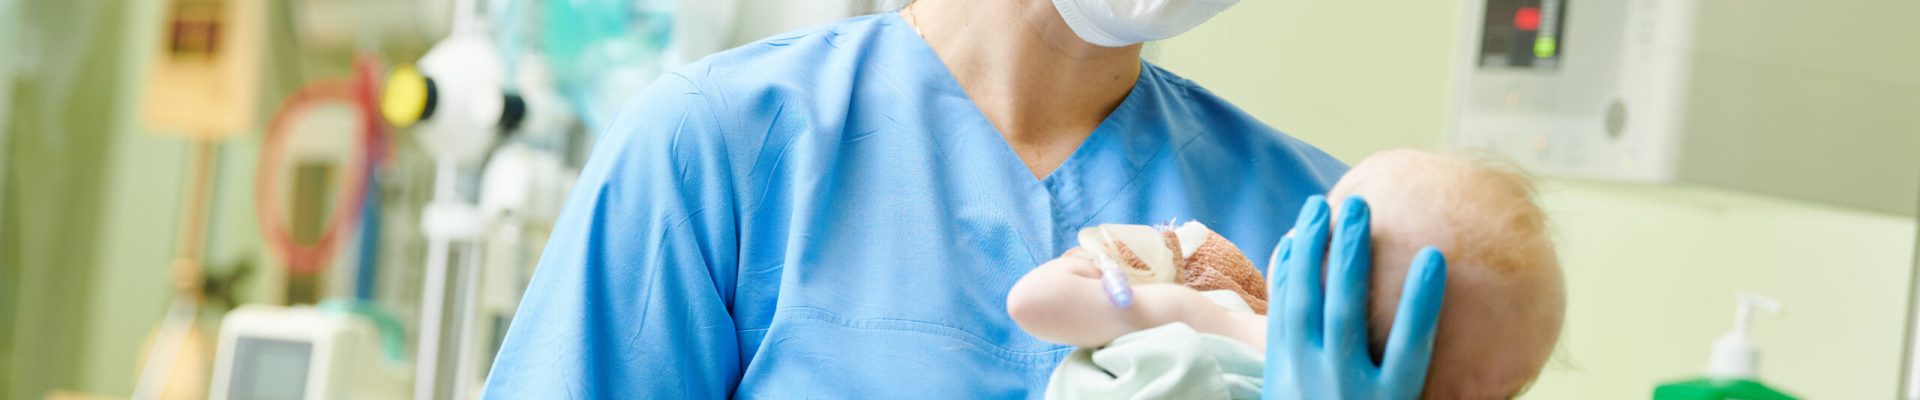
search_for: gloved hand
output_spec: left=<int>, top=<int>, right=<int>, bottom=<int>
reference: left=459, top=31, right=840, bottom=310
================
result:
left=1263, top=195, right=1448, bottom=400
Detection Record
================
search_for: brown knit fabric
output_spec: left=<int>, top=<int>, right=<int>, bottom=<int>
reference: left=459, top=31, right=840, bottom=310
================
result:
left=1112, top=232, right=1192, bottom=282
left=1177, top=233, right=1268, bottom=315
left=1161, top=229, right=1187, bottom=274
left=1098, top=223, right=1269, bottom=314
left=1112, top=241, right=1154, bottom=275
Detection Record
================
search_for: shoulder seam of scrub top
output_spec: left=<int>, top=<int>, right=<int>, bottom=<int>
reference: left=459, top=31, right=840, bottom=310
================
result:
left=661, top=71, right=737, bottom=185
left=654, top=71, right=751, bottom=291
left=1141, top=63, right=1218, bottom=147
left=1159, top=69, right=1222, bottom=158
left=1145, top=62, right=1350, bottom=187
left=680, top=61, right=782, bottom=218
left=678, top=16, right=899, bottom=219
left=1136, top=64, right=1213, bottom=160
left=686, top=71, right=752, bottom=305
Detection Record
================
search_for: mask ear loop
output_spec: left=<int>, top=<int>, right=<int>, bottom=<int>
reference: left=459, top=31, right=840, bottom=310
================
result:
left=1095, top=227, right=1135, bottom=309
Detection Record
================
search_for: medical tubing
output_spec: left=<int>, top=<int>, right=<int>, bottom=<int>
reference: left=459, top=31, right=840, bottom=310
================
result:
left=1100, top=262, right=1134, bottom=309
left=253, top=58, right=382, bottom=275
left=355, top=57, right=392, bottom=300
left=353, top=175, right=382, bottom=301
left=1095, top=228, right=1135, bottom=308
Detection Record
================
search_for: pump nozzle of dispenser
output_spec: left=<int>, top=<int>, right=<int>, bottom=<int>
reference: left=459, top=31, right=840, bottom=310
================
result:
left=1706, top=292, right=1782, bottom=380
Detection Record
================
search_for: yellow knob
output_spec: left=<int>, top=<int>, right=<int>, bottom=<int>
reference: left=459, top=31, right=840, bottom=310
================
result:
left=381, top=64, right=432, bottom=127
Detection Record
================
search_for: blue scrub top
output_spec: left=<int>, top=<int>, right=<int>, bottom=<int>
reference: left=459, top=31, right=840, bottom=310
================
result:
left=485, top=12, right=1346, bottom=399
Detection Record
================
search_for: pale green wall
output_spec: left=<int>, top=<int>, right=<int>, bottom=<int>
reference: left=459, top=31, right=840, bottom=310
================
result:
left=75, top=115, right=275, bottom=395
left=3, top=1, right=134, bottom=398
left=1158, top=1, right=1917, bottom=398
left=76, top=0, right=284, bottom=393
left=1527, top=180, right=1913, bottom=399
left=1, top=0, right=287, bottom=396
left=1157, top=1, right=1459, bottom=161
left=1675, top=0, right=1920, bottom=215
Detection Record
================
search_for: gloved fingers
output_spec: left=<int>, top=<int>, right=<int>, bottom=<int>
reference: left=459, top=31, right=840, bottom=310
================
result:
left=1281, top=195, right=1331, bottom=345
left=1266, top=233, right=1294, bottom=351
left=1267, top=234, right=1293, bottom=297
left=1264, top=234, right=1291, bottom=397
left=1380, top=246, right=1448, bottom=390
left=1324, top=195, right=1375, bottom=367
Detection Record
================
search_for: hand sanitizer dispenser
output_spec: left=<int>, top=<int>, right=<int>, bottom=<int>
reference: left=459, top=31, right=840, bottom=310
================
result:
left=1652, top=293, right=1797, bottom=400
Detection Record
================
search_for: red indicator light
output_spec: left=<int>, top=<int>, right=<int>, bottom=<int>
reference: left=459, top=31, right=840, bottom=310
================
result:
left=1514, top=7, right=1541, bottom=31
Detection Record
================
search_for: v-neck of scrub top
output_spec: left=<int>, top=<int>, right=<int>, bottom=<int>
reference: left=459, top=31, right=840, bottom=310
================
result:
left=486, top=12, right=1354, bottom=398
left=884, top=12, right=1165, bottom=262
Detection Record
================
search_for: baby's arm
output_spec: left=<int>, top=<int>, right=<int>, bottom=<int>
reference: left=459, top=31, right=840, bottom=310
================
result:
left=1006, top=250, right=1269, bottom=350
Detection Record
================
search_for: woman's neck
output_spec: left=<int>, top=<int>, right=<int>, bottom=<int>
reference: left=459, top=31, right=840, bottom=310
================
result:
left=905, top=0, right=1143, bottom=179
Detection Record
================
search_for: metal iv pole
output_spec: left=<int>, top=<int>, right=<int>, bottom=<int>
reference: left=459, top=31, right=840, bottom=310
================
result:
left=1899, top=155, right=1920, bottom=399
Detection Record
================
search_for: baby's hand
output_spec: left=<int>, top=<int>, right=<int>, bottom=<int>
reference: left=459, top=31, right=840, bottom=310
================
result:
left=1008, top=249, right=1101, bottom=322
left=1050, top=248, right=1103, bottom=279
left=1009, top=248, right=1223, bottom=347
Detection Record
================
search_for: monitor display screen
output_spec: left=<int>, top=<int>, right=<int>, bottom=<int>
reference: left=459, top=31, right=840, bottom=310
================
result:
left=1480, top=0, right=1569, bottom=70
left=229, top=337, right=314, bottom=400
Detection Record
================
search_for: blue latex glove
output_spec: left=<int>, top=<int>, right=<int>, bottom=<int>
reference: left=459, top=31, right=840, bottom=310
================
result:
left=1264, top=195, right=1449, bottom=399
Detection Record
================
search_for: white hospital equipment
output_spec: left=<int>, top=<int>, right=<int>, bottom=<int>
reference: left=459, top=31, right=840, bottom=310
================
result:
left=460, top=143, right=574, bottom=396
left=381, top=1, right=580, bottom=398
left=1705, top=293, right=1782, bottom=380
left=384, top=30, right=507, bottom=400
left=210, top=304, right=410, bottom=400
left=1449, top=0, right=1920, bottom=215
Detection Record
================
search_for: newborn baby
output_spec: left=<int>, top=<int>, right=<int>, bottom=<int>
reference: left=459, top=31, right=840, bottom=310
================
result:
left=1007, top=149, right=1566, bottom=398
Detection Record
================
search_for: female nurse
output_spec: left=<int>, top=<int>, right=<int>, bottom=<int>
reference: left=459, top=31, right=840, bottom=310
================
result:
left=484, top=0, right=1449, bottom=398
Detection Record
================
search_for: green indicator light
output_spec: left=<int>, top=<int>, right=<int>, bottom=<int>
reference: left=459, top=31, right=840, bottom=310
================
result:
left=1534, top=37, right=1559, bottom=59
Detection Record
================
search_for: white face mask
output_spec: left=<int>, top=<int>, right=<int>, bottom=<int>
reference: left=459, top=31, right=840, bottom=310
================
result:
left=1051, top=0, right=1240, bottom=47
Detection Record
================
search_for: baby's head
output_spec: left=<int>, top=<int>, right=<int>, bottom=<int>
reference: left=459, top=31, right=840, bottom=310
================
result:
left=1327, top=149, right=1565, bottom=399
